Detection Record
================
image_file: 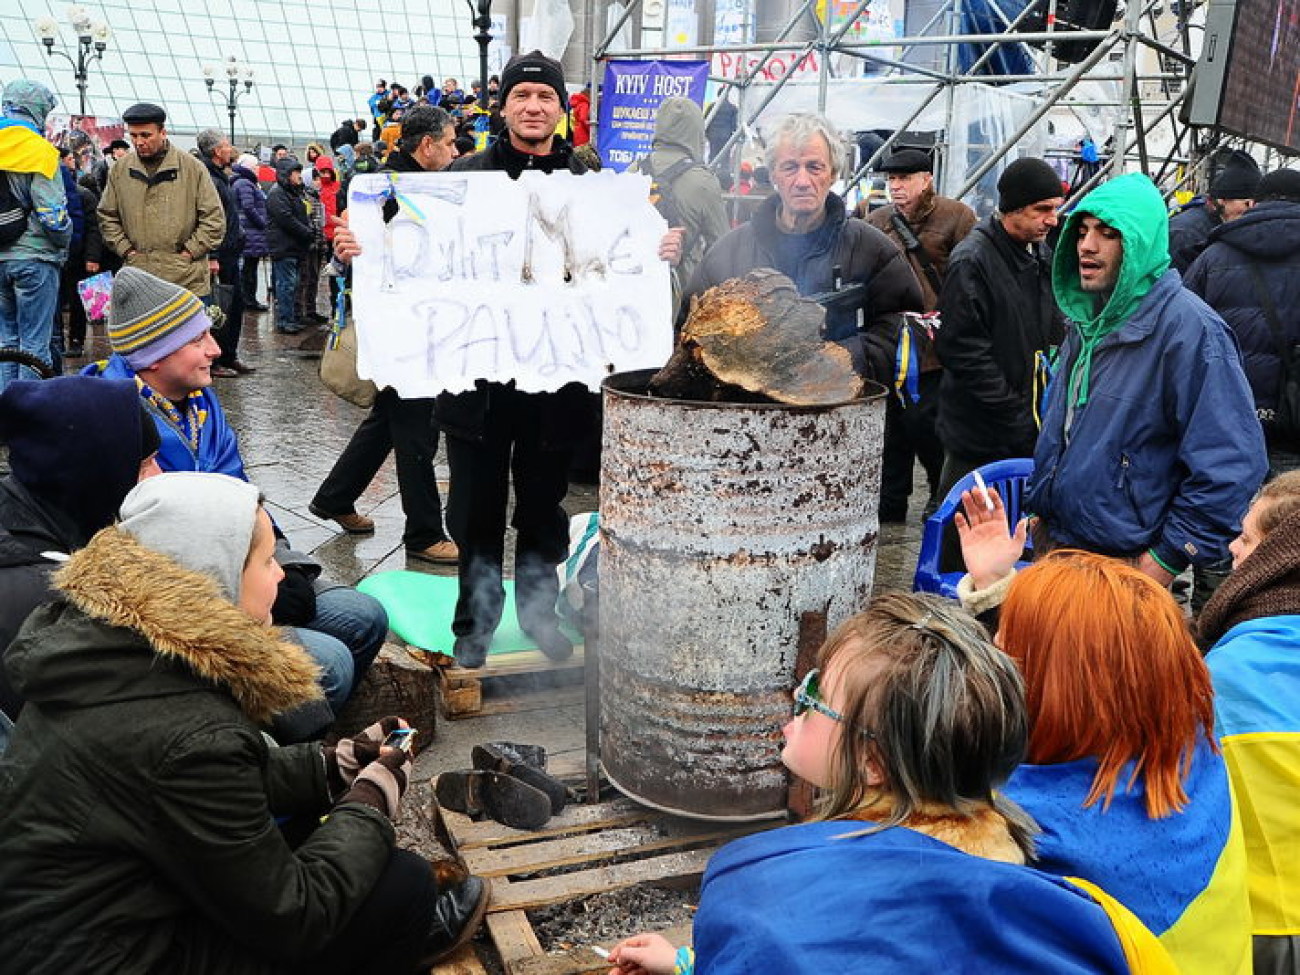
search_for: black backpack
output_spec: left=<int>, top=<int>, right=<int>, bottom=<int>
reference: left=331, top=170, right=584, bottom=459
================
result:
left=0, top=174, right=29, bottom=248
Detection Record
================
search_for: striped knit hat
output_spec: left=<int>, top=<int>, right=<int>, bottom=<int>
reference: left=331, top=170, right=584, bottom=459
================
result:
left=108, top=268, right=211, bottom=370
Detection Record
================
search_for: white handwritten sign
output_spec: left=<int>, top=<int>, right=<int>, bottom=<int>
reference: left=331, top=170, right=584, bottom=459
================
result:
left=348, top=170, right=673, bottom=397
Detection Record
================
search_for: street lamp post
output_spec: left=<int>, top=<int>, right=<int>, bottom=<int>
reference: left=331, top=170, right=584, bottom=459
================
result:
left=32, top=6, right=112, bottom=117
left=465, top=0, right=493, bottom=109
left=204, top=55, right=255, bottom=143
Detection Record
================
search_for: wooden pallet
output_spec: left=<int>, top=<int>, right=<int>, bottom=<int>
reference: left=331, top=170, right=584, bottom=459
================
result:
left=411, top=645, right=586, bottom=720
left=436, top=791, right=769, bottom=974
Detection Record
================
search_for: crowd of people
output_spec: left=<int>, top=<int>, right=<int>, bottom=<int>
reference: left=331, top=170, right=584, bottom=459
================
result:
left=1, top=47, right=1299, bottom=974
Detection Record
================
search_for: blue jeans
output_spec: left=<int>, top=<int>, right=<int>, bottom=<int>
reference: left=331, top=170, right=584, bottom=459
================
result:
left=290, top=586, right=388, bottom=708
left=0, top=259, right=60, bottom=391
left=272, top=256, right=301, bottom=331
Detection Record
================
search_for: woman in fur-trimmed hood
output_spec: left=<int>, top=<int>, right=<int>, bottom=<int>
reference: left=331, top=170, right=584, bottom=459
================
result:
left=0, top=473, right=484, bottom=975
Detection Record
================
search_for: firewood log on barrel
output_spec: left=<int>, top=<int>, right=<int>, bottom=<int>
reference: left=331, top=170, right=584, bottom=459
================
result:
left=649, top=269, right=864, bottom=405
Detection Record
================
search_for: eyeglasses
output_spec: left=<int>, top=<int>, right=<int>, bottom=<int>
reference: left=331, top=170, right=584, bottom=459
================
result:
left=793, top=669, right=875, bottom=738
left=793, top=669, right=846, bottom=722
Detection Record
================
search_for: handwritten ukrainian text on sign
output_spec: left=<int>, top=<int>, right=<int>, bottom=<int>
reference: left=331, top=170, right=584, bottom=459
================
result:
left=348, top=171, right=673, bottom=397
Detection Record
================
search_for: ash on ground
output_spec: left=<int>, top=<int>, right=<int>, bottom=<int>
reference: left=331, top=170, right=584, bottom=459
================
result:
left=528, top=884, right=699, bottom=952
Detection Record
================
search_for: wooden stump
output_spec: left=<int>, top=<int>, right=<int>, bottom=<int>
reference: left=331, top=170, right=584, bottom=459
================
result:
left=332, top=642, right=438, bottom=741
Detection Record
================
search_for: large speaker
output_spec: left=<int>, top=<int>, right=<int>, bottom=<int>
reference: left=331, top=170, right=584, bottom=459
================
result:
left=1019, top=0, right=1120, bottom=64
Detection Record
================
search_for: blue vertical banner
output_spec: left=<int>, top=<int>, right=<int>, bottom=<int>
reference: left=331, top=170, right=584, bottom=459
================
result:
left=597, top=60, right=710, bottom=172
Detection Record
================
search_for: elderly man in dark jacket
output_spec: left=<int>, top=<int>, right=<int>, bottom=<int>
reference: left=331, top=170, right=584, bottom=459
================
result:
left=935, top=158, right=1067, bottom=492
left=265, top=157, right=313, bottom=334
left=197, top=129, right=251, bottom=377
left=682, top=112, right=924, bottom=382
left=1185, top=168, right=1300, bottom=476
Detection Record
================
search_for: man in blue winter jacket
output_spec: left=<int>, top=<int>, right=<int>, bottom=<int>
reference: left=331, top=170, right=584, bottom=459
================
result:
left=1027, top=173, right=1267, bottom=587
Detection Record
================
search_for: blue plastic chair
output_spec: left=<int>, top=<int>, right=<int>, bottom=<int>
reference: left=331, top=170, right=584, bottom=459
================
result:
left=912, top=457, right=1035, bottom=598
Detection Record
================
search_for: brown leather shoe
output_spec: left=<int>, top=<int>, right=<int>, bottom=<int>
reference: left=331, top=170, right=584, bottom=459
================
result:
left=229, top=360, right=257, bottom=375
left=308, top=502, right=375, bottom=535
left=407, top=540, right=459, bottom=565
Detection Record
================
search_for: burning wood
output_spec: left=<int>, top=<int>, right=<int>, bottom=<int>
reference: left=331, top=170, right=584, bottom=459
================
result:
left=649, top=269, right=864, bottom=405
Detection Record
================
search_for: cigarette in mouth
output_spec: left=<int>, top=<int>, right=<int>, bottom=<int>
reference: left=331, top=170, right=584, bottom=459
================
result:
left=972, top=471, right=995, bottom=512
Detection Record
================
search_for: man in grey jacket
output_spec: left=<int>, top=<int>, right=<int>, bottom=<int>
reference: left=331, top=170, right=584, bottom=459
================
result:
left=0, top=80, right=70, bottom=390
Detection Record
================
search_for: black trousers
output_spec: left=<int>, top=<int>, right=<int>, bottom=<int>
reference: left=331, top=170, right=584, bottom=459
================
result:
left=312, top=390, right=448, bottom=549
left=215, top=256, right=246, bottom=367
left=444, top=388, right=571, bottom=645
left=879, top=371, right=944, bottom=521
left=57, top=250, right=88, bottom=347
left=240, top=254, right=264, bottom=304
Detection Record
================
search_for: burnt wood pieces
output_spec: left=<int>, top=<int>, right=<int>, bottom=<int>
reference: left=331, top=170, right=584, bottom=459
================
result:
left=649, top=269, right=864, bottom=406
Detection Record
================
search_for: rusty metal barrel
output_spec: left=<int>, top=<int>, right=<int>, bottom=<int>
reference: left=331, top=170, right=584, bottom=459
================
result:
left=598, top=369, right=887, bottom=821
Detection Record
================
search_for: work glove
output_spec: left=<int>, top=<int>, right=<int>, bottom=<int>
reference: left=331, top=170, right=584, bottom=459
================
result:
left=340, top=748, right=412, bottom=822
left=323, top=716, right=407, bottom=798
left=271, top=564, right=318, bottom=626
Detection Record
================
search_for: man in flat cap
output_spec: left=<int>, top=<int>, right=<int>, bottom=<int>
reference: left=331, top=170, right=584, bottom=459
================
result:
left=866, top=148, right=977, bottom=522
left=97, top=102, right=225, bottom=299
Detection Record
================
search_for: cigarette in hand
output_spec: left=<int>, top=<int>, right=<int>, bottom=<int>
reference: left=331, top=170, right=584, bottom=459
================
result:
left=972, top=471, right=995, bottom=512
left=590, top=946, right=610, bottom=960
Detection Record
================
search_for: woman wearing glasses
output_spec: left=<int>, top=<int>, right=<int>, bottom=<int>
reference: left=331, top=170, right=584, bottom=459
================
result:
left=606, top=593, right=1171, bottom=975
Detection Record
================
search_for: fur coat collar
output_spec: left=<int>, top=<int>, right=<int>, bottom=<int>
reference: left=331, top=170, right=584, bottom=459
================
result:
left=49, top=526, right=321, bottom=725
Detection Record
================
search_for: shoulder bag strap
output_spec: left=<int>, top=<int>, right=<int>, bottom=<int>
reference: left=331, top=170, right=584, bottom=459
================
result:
left=889, top=210, right=943, bottom=296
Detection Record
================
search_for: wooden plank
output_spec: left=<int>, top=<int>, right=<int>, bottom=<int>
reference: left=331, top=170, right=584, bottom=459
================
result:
left=486, top=908, right=544, bottom=969
left=453, top=684, right=586, bottom=720
left=429, top=943, right=489, bottom=975
left=488, top=848, right=714, bottom=913
left=444, top=798, right=657, bottom=851
left=464, top=823, right=751, bottom=878
left=508, top=923, right=694, bottom=975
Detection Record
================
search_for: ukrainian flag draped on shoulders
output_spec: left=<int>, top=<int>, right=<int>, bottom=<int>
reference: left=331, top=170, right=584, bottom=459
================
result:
left=0, top=117, right=58, bottom=179
left=1004, top=737, right=1253, bottom=974
left=1207, top=614, right=1300, bottom=949
left=691, top=820, right=1171, bottom=974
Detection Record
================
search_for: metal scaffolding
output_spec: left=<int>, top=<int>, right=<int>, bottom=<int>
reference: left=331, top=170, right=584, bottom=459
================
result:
left=583, top=0, right=1217, bottom=204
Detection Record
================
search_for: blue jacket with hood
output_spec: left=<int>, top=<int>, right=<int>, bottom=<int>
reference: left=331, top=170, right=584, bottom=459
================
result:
left=1028, top=173, right=1266, bottom=573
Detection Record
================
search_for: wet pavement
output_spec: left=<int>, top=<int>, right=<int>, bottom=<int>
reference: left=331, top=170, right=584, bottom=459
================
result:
left=67, top=304, right=929, bottom=784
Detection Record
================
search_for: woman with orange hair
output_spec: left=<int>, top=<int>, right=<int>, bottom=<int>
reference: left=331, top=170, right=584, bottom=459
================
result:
left=957, top=496, right=1252, bottom=975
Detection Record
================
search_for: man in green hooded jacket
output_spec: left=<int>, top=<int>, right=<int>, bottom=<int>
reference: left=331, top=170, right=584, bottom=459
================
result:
left=1027, top=173, right=1267, bottom=586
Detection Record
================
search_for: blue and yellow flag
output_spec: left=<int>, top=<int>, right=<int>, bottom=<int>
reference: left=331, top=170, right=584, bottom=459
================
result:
left=1005, top=738, right=1252, bottom=975
left=1208, top=615, right=1300, bottom=937
left=694, top=821, right=1142, bottom=973
left=0, top=118, right=58, bottom=179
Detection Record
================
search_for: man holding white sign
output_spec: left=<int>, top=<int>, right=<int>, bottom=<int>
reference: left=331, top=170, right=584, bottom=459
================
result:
left=338, top=50, right=682, bottom=669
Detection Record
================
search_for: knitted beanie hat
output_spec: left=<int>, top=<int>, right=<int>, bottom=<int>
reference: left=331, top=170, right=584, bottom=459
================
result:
left=1258, top=168, right=1300, bottom=202
left=108, top=268, right=211, bottom=370
left=998, top=157, right=1065, bottom=214
left=500, top=50, right=568, bottom=109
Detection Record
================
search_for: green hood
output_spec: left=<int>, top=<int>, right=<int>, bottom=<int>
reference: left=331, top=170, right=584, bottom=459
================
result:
left=1051, top=172, right=1171, bottom=406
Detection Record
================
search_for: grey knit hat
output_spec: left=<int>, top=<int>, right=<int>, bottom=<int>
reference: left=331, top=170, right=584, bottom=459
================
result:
left=117, top=472, right=261, bottom=601
left=108, top=268, right=211, bottom=370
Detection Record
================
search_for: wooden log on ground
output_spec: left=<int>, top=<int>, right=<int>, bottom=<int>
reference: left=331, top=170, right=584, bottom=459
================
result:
left=332, top=642, right=437, bottom=741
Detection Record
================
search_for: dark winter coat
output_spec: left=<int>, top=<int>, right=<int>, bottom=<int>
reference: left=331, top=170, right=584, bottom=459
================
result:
left=57, top=165, right=84, bottom=254
left=1167, top=201, right=1220, bottom=274
left=0, top=529, right=392, bottom=974
left=935, top=214, right=1066, bottom=459
left=329, top=121, right=360, bottom=152
left=231, top=165, right=268, bottom=258
left=0, top=478, right=69, bottom=722
left=203, top=157, right=243, bottom=264
left=684, top=191, right=924, bottom=382
left=1183, top=199, right=1300, bottom=441
left=435, top=137, right=592, bottom=446
left=265, top=159, right=313, bottom=259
